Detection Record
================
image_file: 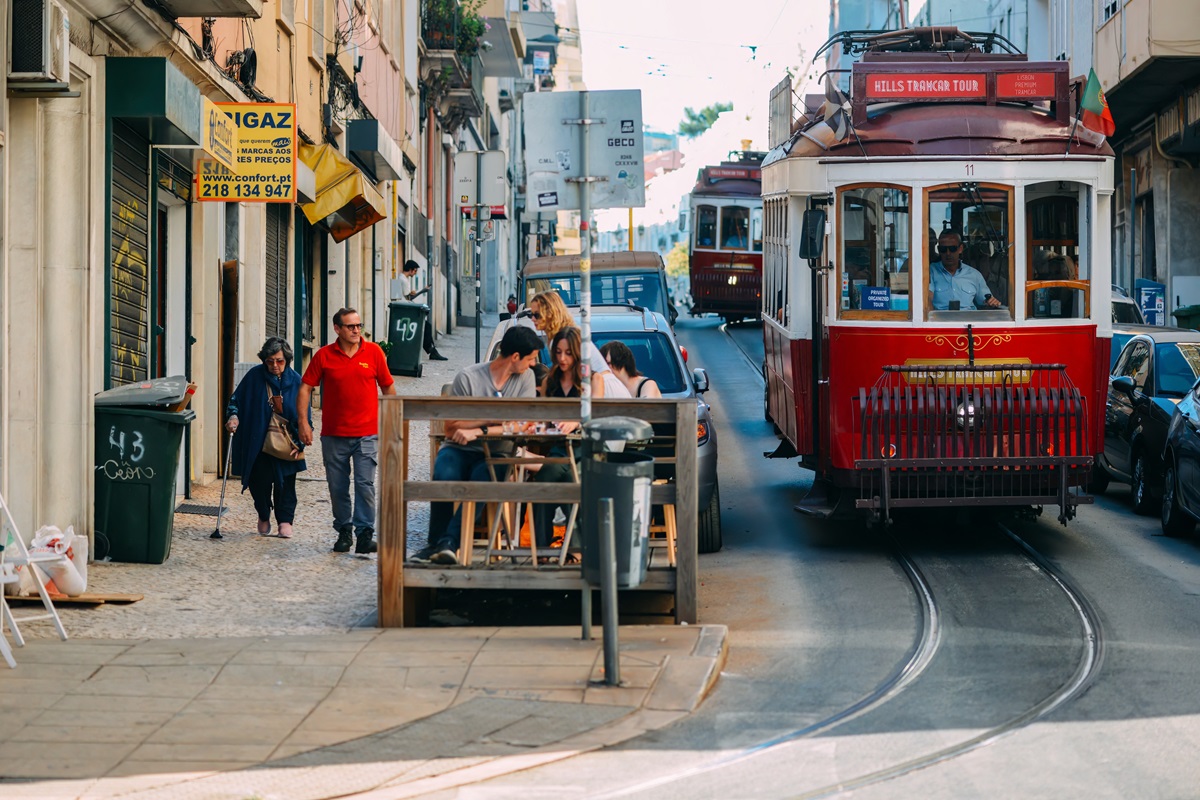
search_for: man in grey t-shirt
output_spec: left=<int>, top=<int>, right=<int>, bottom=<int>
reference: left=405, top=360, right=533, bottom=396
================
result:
left=410, top=325, right=541, bottom=565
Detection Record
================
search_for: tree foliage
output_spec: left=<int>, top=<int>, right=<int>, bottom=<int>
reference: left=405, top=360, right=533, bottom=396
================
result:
left=678, top=102, right=733, bottom=138
left=665, top=242, right=689, bottom=278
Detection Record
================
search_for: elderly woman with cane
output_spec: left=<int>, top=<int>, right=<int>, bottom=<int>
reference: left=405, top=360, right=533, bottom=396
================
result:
left=224, top=337, right=310, bottom=538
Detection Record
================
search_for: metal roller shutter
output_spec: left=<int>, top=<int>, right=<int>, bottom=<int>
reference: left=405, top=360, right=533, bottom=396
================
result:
left=109, top=120, right=151, bottom=386
left=265, top=204, right=289, bottom=340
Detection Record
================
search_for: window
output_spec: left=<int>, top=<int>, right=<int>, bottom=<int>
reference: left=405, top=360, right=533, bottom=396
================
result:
left=1026, top=182, right=1090, bottom=320
left=721, top=206, right=750, bottom=250
left=1157, top=343, right=1200, bottom=397
left=764, top=197, right=789, bottom=326
left=750, top=206, right=763, bottom=252
left=1119, top=340, right=1150, bottom=389
left=695, top=205, right=717, bottom=249
left=838, top=185, right=911, bottom=319
left=279, top=0, right=295, bottom=32
left=311, top=0, right=326, bottom=66
left=926, top=183, right=1012, bottom=319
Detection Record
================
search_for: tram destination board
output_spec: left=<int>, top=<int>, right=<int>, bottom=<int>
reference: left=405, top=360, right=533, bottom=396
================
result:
left=197, top=103, right=297, bottom=203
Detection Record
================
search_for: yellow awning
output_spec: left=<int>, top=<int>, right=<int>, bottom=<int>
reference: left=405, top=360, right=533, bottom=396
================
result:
left=299, top=142, right=386, bottom=243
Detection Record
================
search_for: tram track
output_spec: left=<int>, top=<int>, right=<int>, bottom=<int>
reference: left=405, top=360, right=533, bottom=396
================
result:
left=718, top=321, right=767, bottom=383
left=589, top=520, right=1102, bottom=799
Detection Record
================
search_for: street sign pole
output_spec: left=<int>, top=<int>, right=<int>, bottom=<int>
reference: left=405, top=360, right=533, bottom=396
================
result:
left=578, top=90, right=593, bottom=425
left=475, top=150, right=483, bottom=363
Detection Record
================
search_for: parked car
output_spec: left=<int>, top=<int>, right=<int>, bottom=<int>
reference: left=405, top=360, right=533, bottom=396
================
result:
left=1097, top=330, right=1200, bottom=513
left=1112, top=285, right=1146, bottom=326
left=517, top=251, right=679, bottom=326
left=487, top=305, right=721, bottom=552
left=1109, top=324, right=1190, bottom=372
left=1162, top=375, right=1200, bottom=536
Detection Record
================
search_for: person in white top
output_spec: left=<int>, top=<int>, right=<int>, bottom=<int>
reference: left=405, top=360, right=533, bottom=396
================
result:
left=400, top=260, right=447, bottom=361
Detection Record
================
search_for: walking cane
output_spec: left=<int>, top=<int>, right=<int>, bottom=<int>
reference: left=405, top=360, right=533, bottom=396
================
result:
left=211, top=431, right=234, bottom=539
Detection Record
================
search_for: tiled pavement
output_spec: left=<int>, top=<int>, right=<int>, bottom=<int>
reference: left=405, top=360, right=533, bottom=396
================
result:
left=0, top=314, right=728, bottom=798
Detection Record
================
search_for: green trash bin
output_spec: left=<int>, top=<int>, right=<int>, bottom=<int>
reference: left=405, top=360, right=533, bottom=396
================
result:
left=94, top=384, right=195, bottom=564
left=1172, top=304, right=1200, bottom=331
left=387, top=301, right=429, bottom=377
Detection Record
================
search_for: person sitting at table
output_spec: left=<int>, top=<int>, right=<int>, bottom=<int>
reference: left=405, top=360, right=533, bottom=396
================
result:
left=531, top=327, right=587, bottom=548
left=601, top=341, right=662, bottom=398
left=409, top=325, right=541, bottom=565
left=529, top=290, right=630, bottom=399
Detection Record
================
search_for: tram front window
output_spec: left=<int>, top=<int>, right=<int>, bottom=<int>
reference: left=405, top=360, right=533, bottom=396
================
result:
left=721, top=206, right=751, bottom=249
left=1026, top=182, right=1089, bottom=320
left=837, top=185, right=911, bottom=320
left=927, top=184, right=1012, bottom=319
left=695, top=205, right=717, bottom=248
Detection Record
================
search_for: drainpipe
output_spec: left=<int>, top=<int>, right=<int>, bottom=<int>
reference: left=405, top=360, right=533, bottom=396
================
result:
left=427, top=106, right=436, bottom=341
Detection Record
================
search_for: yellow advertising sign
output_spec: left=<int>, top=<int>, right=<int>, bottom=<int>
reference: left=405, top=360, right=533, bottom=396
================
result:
left=197, top=103, right=296, bottom=202
left=200, top=97, right=239, bottom=173
left=900, top=357, right=1034, bottom=385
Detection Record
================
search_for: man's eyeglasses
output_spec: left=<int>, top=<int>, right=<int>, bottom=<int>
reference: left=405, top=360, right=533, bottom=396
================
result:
left=937, top=245, right=960, bottom=254
left=340, top=322, right=364, bottom=330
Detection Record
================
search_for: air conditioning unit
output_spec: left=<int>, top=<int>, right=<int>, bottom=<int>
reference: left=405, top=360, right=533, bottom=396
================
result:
left=8, top=0, right=70, bottom=84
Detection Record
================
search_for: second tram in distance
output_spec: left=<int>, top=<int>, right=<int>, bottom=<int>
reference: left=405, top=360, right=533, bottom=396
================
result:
left=761, top=27, right=1115, bottom=525
left=688, top=150, right=766, bottom=323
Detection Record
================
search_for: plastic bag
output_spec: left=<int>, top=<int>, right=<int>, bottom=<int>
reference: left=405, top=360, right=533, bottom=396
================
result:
left=28, top=525, right=85, bottom=597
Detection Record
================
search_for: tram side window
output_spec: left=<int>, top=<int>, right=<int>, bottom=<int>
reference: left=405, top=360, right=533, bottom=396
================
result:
left=722, top=206, right=751, bottom=249
left=838, top=185, right=911, bottom=319
left=1026, top=184, right=1088, bottom=320
left=695, top=206, right=717, bottom=248
left=750, top=206, right=764, bottom=252
left=927, top=184, right=1012, bottom=319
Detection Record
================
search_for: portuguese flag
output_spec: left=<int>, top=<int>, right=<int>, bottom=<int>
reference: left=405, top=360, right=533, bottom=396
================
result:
left=1080, top=68, right=1115, bottom=137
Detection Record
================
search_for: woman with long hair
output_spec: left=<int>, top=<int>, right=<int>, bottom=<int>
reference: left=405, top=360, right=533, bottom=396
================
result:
left=600, top=340, right=662, bottom=398
left=544, top=327, right=584, bottom=400
left=529, top=290, right=630, bottom=398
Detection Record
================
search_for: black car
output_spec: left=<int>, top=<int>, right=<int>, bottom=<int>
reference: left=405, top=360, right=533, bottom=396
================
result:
left=1097, top=330, right=1200, bottom=513
left=1162, top=376, right=1200, bottom=536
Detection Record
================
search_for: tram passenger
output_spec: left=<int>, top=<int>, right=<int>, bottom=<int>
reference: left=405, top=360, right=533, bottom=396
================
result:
left=929, top=230, right=1003, bottom=310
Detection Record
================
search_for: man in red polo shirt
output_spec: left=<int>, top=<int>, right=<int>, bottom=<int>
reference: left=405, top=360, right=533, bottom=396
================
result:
left=298, top=307, right=397, bottom=554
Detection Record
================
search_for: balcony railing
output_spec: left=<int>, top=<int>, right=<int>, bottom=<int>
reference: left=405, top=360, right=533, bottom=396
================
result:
left=421, top=0, right=460, bottom=52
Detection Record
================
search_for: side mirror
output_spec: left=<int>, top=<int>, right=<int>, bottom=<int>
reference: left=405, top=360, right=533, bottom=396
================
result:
left=499, top=312, right=512, bottom=321
left=693, top=368, right=710, bottom=394
left=798, top=209, right=827, bottom=261
left=668, top=303, right=679, bottom=324
left=1111, top=375, right=1137, bottom=397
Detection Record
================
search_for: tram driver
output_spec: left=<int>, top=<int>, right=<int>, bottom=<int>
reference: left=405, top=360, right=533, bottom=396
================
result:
left=929, top=230, right=1003, bottom=310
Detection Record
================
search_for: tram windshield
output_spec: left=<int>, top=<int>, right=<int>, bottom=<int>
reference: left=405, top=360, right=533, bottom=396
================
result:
left=838, top=185, right=911, bottom=320
left=722, top=206, right=751, bottom=249
left=1026, top=181, right=1090, bottom=321
left=927, top=184, right=1012, bottom=320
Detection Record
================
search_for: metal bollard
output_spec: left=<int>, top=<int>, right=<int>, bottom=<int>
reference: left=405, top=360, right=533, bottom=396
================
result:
left=598, top=496, right=620, bottom=686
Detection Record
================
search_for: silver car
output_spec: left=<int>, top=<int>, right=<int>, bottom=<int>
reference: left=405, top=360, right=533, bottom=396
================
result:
left=487, top=306, right=722, bottom=552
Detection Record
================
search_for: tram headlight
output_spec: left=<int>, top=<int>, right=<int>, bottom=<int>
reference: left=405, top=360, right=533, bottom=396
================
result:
left=956, top=401, right=977, bottom=430
left=727, top=275, right=738, bottom=286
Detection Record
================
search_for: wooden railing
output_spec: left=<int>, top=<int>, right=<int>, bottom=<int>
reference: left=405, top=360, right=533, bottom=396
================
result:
left=378, top=396, right=699, bottom=627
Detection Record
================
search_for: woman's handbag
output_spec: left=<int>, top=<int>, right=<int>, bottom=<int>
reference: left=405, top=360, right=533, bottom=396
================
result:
left=262, top=384, right=304, bottom=461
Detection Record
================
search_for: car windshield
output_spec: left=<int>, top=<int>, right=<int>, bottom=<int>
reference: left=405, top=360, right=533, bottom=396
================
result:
left=591, top=331, right=686, bottom=394
left=526, top=273, right=667, bottom=318
left=1113, top=300, right=1144, bottom=325
left=1156, top=342, right=1200, bottom=397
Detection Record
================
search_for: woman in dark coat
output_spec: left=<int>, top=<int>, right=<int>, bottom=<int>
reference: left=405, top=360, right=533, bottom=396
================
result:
left=224, top=337, right=310, bottom=538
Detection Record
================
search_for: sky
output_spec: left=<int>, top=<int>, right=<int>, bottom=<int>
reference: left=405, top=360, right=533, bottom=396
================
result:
left=573, top=0, right=831, bottom=145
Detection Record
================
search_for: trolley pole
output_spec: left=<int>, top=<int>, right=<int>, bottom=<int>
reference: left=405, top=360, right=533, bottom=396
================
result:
left=474, top=150, right=483, bottom=363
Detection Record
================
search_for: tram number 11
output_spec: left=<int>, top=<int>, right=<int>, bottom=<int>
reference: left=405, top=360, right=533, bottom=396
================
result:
left=965, top=164, right=975, bottom=176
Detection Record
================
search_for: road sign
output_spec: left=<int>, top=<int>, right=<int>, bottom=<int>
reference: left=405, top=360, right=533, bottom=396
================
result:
left=522, top=90, right=645, bottom=212
left=454, top=150, right=507, bottom=208
left=467, top=219, right=496, bottom=241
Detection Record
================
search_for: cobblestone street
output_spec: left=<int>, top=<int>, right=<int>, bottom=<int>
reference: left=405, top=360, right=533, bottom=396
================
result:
left=15, top=317, right=494, bottom=641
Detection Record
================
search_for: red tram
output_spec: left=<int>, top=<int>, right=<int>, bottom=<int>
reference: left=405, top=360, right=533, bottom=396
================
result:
left=761, top=28, right=1114, bottom=524
left=688, top=151, right=766, bottom=322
